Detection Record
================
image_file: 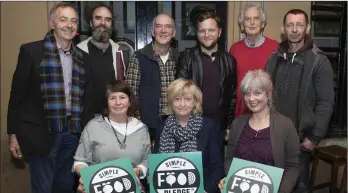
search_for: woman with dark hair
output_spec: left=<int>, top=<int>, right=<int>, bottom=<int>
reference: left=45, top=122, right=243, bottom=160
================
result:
left=73, top=80, right=151, bottom=192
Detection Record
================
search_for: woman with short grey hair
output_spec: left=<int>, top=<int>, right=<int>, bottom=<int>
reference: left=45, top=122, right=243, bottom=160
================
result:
left=229, top=4, right=279, bottom=119
left=219, top=69, right=300, bottom=193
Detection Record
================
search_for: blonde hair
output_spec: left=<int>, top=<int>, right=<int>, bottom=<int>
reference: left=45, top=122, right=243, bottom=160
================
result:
left=240, top=69, right=273, bottom=104
left=165, top=78, right=203, bottom=115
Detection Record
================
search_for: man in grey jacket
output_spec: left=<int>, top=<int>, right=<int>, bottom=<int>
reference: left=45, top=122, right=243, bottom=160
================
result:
left=265, top=9, right=335, bottom=193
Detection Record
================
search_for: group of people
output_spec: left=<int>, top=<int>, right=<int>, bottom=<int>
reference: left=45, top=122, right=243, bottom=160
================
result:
left=7, top=2, right=334, bottom=193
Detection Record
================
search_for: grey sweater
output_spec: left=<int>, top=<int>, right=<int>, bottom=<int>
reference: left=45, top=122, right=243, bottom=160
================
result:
left=266, top=41, right=334, bottom=144
left=74, top=116, right=151, bottom=177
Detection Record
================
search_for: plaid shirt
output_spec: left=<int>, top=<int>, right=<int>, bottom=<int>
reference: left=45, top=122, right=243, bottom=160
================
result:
left=126, top=45, right=176, bottom=116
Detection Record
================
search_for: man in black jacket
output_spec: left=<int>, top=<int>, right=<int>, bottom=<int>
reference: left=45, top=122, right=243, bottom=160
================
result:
left=265, top=9, right=334, bottom=193
left=7, top=3, right=84, bottom=193
left=176, top=11, right=237, bottom=151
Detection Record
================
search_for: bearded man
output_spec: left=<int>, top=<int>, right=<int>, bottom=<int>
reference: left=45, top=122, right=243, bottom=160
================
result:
left=176, top=11, right=237, bottom=158
left=77, top=3, right=127, bottom=127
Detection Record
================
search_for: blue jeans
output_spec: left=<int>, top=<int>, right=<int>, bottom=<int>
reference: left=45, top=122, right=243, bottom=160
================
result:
left=28, top=131, right=78, bottom=193
left=297, top=150, right=311, bottom=193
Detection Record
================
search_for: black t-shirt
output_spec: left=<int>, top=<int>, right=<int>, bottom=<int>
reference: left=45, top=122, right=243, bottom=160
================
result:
left=84, top=41, right=115, bottom=114
left=201, top=52, right=221, bottom=121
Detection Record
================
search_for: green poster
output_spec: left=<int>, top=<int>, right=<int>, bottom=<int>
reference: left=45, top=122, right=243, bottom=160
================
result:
left=222, top=158, right=284, bottom=193
left=80, top=157, right=140, bottom=193
left=149, top=152, right=204, bottom=193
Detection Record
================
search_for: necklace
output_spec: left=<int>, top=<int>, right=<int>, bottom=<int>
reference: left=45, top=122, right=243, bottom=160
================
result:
left=107, top=117, right=128, bottom=149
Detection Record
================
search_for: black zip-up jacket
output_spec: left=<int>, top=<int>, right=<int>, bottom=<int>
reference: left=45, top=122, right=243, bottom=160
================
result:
left=266, top=40, right=335, bottom=145
left=176, top=46, right=237, bottom=129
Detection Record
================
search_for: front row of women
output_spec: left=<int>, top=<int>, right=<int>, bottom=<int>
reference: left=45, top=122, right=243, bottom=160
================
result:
left=74, top=69, right=300, bottom=193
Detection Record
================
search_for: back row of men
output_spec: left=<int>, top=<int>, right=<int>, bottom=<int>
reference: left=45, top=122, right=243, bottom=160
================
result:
left=7, top=2, right=334, bottom=193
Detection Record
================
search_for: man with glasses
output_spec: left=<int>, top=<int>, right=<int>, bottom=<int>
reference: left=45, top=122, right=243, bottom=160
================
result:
left=176, top=11, right=237, bottom=156
left=265, top=9, right=334, bottom=193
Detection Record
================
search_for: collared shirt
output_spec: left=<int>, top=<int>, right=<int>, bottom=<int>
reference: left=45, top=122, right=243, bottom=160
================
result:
left=126, top=43, right=176, bottom=116
left=153, top=46, right=175, bottom=116
left=56, top=42, right=73, bottom=116
left=244, top=35, right=265, bottom=48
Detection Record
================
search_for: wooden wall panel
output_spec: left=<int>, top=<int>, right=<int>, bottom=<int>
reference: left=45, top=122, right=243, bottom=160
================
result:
left=227, top=1, right=311, bottom=46
left=263, top=2, right=311, bottom=42
left=0, top=2, right=311, bottom=192
left=0, top=2, right=58, bottom=192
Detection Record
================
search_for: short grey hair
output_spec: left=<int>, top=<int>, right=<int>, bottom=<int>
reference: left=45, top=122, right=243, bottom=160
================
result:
left=49, top=2, right=78, bottom=22
left=241, top=69, right=273, bottom=103
left=238, top=4, right=267, bottom=26
left=151, top=13, right=176, bottom=33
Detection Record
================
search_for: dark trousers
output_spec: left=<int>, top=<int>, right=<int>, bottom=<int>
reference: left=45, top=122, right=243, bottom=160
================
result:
left=297, top=150, right=311, bottom=193
left=28, top=131, right=78, bottom=193
left=219, top=129, right=226, bottom=159
left=149, top=127, right=157, bottom=142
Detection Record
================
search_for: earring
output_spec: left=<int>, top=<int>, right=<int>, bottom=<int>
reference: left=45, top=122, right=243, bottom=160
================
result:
left=267, top=99, right=271, bottom=106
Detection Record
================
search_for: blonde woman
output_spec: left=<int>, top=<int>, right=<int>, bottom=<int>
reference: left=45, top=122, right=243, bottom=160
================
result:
left=156, top=78, right=224, bottom=193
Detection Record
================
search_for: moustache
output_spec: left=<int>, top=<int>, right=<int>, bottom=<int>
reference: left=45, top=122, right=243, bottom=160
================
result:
left=93, top=24, right=111, bottom=31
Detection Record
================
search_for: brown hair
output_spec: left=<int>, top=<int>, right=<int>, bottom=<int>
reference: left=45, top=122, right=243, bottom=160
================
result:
left=104, top=80, right=139, bottom=117
left=88, top=3, right=114, bottom=23
left=283, top=9, right=309, bottom=25
left=196, top=11, right=221, bottom=29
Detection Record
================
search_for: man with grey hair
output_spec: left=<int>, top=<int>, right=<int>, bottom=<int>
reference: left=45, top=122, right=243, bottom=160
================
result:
left=77, top=3, right=128, bottom=127
left=229, top=4, right=278, bottom=119
left=126, top=13, right=179, bottom=144
left=8, top=2, right=84, bottom=192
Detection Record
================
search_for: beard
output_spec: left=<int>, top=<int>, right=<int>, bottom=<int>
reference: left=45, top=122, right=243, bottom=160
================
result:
left=91, top=24, right=112, bottom=43
left=199, top=38, right=219, bottom=50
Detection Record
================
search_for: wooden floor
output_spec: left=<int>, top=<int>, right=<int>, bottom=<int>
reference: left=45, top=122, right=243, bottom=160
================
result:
left=1, top=140, right=31, bottom=193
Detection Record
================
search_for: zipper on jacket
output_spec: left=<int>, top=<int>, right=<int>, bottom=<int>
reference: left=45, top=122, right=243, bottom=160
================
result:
left=298, top=55, right=319, bottom=136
